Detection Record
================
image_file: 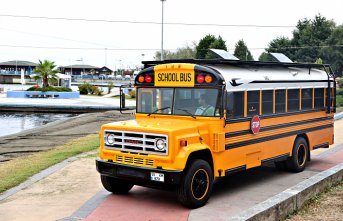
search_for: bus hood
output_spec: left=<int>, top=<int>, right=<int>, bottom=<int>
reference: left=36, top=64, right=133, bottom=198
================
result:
left=102, top=117, right=208, bottom=134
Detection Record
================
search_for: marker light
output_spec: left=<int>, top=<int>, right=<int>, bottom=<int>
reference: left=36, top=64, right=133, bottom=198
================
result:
left=145, top=75, right=152, bottom=83
left=196, top=75, right=204, bottom=84
left=205, top=75, right=213, bottom=83
left=138, top=75, right=145, bottom=83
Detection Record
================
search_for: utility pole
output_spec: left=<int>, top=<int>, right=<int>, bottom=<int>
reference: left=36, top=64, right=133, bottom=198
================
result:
left=160, top=0, right=166, bottom=61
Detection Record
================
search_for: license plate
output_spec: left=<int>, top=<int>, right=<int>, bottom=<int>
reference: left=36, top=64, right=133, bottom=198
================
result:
left=150, top=172, right=164, bottom=182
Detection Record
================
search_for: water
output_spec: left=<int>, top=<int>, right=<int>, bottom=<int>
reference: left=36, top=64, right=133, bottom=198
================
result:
left=0, top=112, right=78, bottom=137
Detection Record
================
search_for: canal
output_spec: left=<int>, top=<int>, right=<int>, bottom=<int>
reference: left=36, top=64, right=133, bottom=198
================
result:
left=0, top=112, right=78, bottom=137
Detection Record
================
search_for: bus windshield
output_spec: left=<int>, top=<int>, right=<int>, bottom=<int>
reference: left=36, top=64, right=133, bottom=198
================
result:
left=137, top=88, right=222, bottom=117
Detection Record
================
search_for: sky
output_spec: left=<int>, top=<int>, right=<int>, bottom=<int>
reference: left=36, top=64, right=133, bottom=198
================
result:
left=0, top=0, right=342, bottom=71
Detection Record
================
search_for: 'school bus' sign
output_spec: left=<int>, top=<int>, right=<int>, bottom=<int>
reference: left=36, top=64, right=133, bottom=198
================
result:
left=154, top=63, right=195, bottom=87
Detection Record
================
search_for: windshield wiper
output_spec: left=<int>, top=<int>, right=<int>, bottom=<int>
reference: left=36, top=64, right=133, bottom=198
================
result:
left=147, top=106, right=171, bottom=116
left=175, top=108, right=196, bottom=119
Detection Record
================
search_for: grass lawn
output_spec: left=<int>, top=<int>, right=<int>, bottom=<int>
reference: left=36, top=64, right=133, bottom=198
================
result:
left=0, top=134, right=99, bottom=194
left=286, top=181, right=343, bottom=220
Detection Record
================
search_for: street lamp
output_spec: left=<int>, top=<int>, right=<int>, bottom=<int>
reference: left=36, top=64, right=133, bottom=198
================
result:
left=160, top=0, right=166, bottom=61
left=76, top=58, right=85, bottom=76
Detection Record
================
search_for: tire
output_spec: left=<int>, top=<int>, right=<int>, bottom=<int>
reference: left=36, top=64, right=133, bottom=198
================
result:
left=177, top=160, right=213, bottom=208
left=286, top=137, right=309, bottom=172
left=100, top=175, right=134, bottom=194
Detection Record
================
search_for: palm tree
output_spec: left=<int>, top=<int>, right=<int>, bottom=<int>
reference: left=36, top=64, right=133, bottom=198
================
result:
left=33, top=60, right=59, bottom=88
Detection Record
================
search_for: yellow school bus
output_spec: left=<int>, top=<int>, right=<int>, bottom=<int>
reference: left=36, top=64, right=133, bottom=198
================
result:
left=96, top=55, right=336, bottom=208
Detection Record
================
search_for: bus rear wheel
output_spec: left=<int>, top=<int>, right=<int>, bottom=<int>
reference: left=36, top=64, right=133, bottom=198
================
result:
left=177, top=160, right=213, bottom=208
left=100, top=175, right=134, bottom=194
left=286, top=137, right=308, bottom=172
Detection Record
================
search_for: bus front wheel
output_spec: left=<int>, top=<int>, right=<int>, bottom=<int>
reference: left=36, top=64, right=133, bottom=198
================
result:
left=177, top=159, right=213, bottom=208
left=100, top=175, right=134, bottom=194
left=286, top=137, right=309, bottom=172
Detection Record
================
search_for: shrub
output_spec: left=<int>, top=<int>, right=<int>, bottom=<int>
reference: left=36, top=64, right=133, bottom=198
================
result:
left=128, top=89, right=136, bottom=98
left=338, top=78, right=343, bottom=88
left=337, top=95, right=343, bottom=107
left=78, top=83, right=92, bottom=95
left=26, top=86, right=72, bottom=92
left=78, top=83, right=102, bottom=96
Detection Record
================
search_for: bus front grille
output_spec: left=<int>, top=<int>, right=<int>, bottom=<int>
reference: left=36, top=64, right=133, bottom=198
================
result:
left=115, top=155, right=155, bottom=167
left=104, top=130, right=168, bottom=156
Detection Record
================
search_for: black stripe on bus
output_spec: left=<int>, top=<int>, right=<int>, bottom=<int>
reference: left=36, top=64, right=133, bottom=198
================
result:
left=226, top=109, right=327, bottom=124
left=225, top=165, right=246, bottom=176
left=226, top=116, right=333, bottom=138
left=261, top=153, right=290, bottom=165
left=225, top=124, right=333, bottom=150
left=313, top=142, right=329, bottom=150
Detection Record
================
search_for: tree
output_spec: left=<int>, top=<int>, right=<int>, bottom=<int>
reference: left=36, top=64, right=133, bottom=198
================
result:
left=195, top=35, right=227, bottom=59
left=291, top=14, right=335, bottom=62
left=320, top=25, right=343, bottom=76
left=266, top=37, right=294, bottom=60
left=154, top=43, right=196, bottom=60
left=258, top=52, right=274, bottom=62
left=233, top=39, right=254, bottom=60
left=33, top=60, right=59, bottom=88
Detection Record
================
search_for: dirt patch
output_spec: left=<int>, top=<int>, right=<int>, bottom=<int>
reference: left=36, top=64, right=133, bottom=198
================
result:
left=0, top=111, right=133, bottom=162
left=286, top=181, right=343, bottom=221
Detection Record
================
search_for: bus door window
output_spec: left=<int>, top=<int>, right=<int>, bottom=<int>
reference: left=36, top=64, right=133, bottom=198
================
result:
left=226, top=91, right=244, bottom=118
left=247, top=91, right=260, bottom=116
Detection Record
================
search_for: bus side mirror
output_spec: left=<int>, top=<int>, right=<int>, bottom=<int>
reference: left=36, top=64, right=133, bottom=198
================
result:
left=121, top=89, right=126, bottom=109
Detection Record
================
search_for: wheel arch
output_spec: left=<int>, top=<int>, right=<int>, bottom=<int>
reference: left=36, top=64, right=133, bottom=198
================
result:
left=186, top=149, right=214, bottom=176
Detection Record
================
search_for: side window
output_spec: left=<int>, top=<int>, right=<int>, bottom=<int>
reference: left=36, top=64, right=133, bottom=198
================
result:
left=275, top=90, right=286, bottom=113
left=228, top=91, right=244, bottom=118
left=288, top=89, right=300, bottom=112
left=262, top=90, right=273, bottom=115
left=247, top=91, right=260, bottom=116
left=314, top=88, right=324, bottom=108
left=301, top=88, right=313, bottom=110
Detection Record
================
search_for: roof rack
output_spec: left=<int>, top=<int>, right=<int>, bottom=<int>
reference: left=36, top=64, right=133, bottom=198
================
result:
left=142, top=58, right=332, bottom=70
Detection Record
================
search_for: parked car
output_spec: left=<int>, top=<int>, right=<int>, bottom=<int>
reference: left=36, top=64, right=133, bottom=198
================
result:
left=115, top=75, right=123, bottom=80
left=124, top=75, right=131, bottom=80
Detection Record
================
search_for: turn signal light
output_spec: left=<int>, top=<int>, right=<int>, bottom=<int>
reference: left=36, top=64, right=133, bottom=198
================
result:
left=196, top=75, right=204, bottom=84
left=145, top=75, right=152, bottom=83
left=205, top=75, right=213, bottom=83
left=180, top=139, right=188, bottom=147
left=138, top=75, right=145, bottom=83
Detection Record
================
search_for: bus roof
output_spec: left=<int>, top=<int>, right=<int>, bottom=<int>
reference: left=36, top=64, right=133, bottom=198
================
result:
left=141, top=59, right=334, bottom=91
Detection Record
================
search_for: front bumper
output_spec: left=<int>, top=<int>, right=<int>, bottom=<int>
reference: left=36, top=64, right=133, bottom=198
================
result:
left=96, top=158, right=182, bottom=187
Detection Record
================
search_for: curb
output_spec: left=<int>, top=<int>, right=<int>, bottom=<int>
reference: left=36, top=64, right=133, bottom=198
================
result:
left=229, top=163, right=343, bottom=221
left=334, top=112, right=343, bottom=121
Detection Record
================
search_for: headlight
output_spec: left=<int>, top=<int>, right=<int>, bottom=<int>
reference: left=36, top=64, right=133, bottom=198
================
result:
left=155, top=139, right=166, bottom=151
left=106, top=133, right=115, bottom=145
